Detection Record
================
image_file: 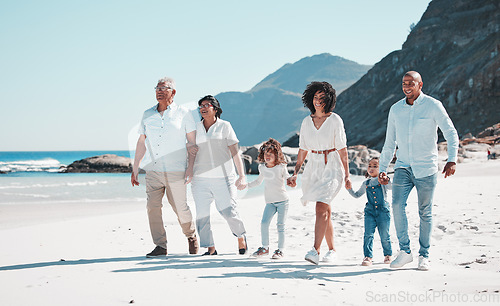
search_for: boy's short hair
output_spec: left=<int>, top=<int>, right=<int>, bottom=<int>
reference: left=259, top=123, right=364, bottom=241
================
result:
left=365, top=157, right=379, bottom=178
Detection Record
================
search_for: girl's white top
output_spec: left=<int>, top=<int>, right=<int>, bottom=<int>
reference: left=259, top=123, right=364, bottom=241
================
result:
left=298, top=113, right=347, bottom=205
left=248, top=163, right=289, bottom=204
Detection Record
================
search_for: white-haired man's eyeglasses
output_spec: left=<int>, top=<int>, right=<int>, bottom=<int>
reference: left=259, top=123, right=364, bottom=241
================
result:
left=155, top=86, right=173, bottom=91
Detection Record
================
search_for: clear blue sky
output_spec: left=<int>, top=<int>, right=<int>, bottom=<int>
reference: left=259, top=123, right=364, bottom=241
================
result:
left=0, top=0, right=431, bottom=151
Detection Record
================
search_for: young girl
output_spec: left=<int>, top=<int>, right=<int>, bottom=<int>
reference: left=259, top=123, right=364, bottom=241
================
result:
left=242, top=138, right=290, bottom=259
left=347, top=157, right=392, bottom=266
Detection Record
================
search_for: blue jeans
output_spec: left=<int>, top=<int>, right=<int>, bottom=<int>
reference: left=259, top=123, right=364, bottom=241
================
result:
left=364, top=203, right=392, bottom=258
left=392, top=168, right=437, bottom=258
left=261, top=200, right=289, bottom=250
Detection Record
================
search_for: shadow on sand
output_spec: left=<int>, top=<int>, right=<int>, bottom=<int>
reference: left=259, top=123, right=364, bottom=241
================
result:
left=112, top=254, right=395, bottom=282
left=0, top=254, right=395, bottom=282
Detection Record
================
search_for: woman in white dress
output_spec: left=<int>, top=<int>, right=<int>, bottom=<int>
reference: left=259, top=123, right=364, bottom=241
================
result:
left=287, top=81, right=351, bottom=265
left=191, top=95, right=248, bottom=256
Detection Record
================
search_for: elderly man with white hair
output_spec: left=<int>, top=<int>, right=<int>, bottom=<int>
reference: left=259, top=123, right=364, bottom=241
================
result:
left=132, top=77, right=199, bottom=257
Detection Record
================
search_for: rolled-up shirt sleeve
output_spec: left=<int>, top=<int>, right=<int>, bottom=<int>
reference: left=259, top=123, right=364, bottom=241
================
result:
left=434, top=102, right=459, bottom=163
left=379, top=107, right=397, bottom=174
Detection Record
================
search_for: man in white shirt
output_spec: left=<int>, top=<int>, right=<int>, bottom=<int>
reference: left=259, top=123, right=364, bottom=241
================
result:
left=131, top=77, right=199, bottom=257
left=378, top=71, right=459, bottom=271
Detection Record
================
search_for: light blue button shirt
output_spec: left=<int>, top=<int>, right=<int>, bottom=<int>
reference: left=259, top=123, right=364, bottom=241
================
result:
left=379, top=93, right=459, bottom=178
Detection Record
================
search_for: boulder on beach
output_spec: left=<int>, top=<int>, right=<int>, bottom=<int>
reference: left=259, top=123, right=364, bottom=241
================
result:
left=62, top=154, right=133, bottom=173
left=241, top=145, right=294, bottom=174
left=347, top=145, right=381, bottom=176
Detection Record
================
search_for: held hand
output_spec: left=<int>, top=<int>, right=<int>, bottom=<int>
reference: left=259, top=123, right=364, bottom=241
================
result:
left=131, top=171, right=140, bottom=186
left=442, top=161, right=456, bottom=178
left=184, top=167, right=193, bottom=184
left=287, top=175, right=297, bottom=188
left=378, top=172, right=390, bottom=185
left=187, top=144, right=199, bottom=156
left=235, top=176, right=247, bottom=190
left=344, top=176, right=352, bottom=190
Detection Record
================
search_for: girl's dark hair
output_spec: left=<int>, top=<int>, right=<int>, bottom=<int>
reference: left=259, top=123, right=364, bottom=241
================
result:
left=365, top=157, right=380, bottom=178
left=257, top=138, right=287, bottom=165
left=198, top=95, right=222, bottom=118
left=301, top=81, right=337, bottom=114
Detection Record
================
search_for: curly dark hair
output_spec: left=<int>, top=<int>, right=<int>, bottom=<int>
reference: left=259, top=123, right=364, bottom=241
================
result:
left=301, top=81, right=337, bottom=114
left=257, top=138, right=287, bottom=165
left=198, top=95, right=223, bottom=118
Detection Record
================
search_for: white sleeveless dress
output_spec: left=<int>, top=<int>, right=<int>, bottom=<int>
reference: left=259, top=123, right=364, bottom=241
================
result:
left=299, top=113, right=347, bottom=206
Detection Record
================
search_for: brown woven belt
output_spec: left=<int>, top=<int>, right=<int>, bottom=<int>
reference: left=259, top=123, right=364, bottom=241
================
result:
left=311, top=148, right=336, bottom=164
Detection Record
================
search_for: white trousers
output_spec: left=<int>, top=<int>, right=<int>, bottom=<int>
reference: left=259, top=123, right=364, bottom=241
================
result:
left=191, top=176, right=246, bottom=248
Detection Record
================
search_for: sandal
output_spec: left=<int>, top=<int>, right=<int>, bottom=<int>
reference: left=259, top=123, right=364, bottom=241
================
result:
left=239, top=236, right=248, bottom=255
left=202, top=249, right=217, bottom=256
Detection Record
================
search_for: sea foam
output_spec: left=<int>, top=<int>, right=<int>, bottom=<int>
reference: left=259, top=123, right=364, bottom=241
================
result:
left=0, top=159, right=64, bottom=173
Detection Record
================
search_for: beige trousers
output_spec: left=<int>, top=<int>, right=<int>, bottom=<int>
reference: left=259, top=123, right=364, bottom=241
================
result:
left=145, top=171, right=196, bottom=249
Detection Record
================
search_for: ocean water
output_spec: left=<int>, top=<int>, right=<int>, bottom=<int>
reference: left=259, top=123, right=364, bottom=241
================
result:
left=0, top=151, right=262, bottom=205
left=0, top=151, right=140, bottom=205
left=0, top=150, right=132, bottom=174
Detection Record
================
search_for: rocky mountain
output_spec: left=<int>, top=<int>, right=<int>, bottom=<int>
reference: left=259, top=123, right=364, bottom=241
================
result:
left=217, top=54, right=371, bottom=145
left=335, top=0, right=499, bottom=150
left=250, top=53, right=371, bottom=94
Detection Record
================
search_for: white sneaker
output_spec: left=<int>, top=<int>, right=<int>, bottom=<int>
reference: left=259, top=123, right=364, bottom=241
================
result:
left=321, top=249, right=336, bottom=262
left=305, top=247, right=319, bottom=265
left=390, top=250, right=413, bottom=268
left=418, top=256, right=430, bottom=271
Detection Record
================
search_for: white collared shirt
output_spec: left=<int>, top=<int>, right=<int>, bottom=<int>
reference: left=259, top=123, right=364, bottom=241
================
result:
left=193, top=118, right=239, bottom=178
left=138, top=103, right=196, bottom=172
left=379, top=93, right=459, bottom=178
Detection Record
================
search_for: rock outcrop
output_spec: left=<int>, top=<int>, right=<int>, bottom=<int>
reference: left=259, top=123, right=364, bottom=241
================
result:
left=347, top=145, right=381, bottom=176
left=335, top=0, right=499, bottom=150
left=62, top=154, right=132, bottom=173
left=282, top=133, right=299, bottom=148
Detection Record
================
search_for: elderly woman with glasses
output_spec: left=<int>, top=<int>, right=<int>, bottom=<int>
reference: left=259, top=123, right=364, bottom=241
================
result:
left=190, top=95, right=248, bottom=256
left=287, top=81, right=351, bottom=265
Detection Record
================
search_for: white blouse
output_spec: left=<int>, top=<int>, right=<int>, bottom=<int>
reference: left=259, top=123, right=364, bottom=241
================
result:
left=193, top=119, right=239, bottom=178
left=298, top=113, right=347, bottom=205
left=299, top=113, right=347, bottom=152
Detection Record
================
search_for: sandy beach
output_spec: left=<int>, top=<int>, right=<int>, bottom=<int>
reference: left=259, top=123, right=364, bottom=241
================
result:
left=1, top=160, right=499, bottom=306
